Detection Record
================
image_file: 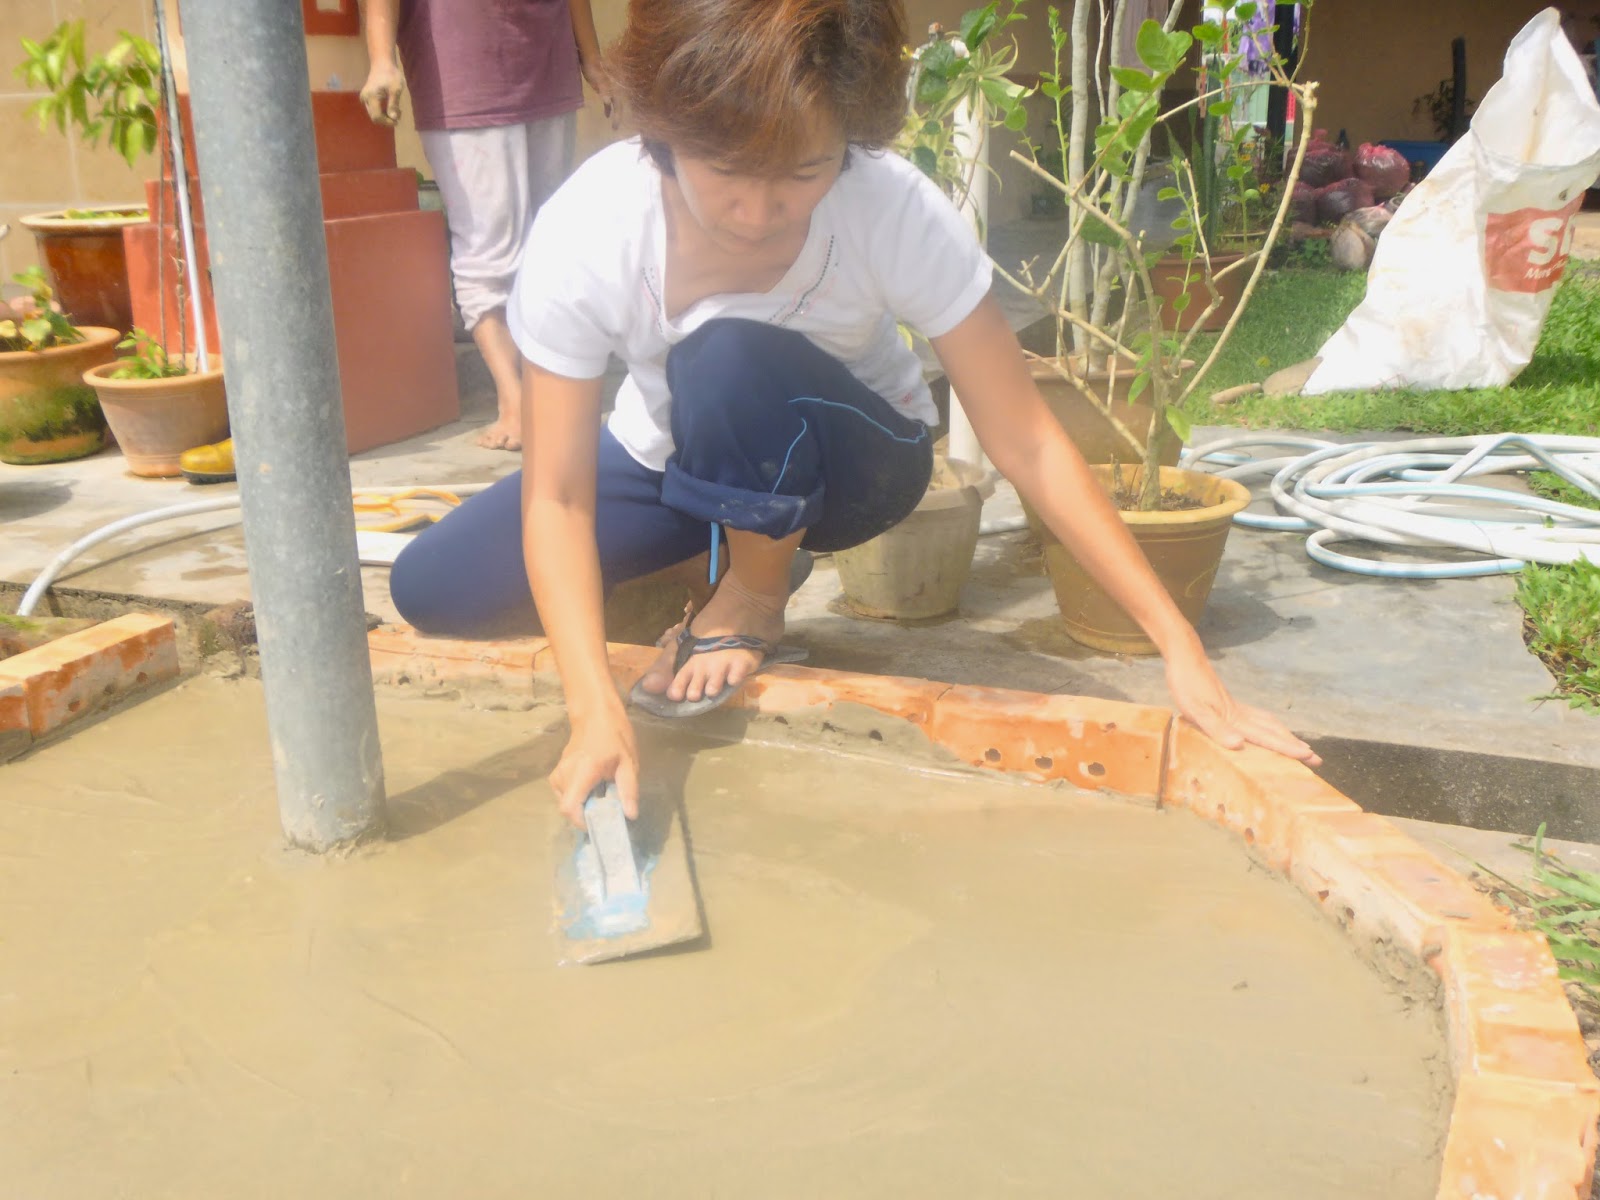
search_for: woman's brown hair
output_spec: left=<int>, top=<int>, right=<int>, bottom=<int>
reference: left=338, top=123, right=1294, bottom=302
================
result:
left=612, top=0, right=910, bottom=175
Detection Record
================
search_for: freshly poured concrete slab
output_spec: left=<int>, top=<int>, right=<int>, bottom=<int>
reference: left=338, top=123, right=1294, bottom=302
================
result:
left=2, top=676, right=1449, bottom=1198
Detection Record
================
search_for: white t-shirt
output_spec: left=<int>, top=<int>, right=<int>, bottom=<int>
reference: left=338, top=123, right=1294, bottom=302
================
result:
left=506, top=138, right=994, bottom=472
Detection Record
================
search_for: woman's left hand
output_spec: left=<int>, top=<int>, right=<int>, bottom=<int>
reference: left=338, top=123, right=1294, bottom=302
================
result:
left=1164, top=640, right=1322, bottom=767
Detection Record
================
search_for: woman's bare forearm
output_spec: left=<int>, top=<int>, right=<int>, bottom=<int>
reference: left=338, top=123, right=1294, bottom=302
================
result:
left=521, top=364, right=626, bottom=723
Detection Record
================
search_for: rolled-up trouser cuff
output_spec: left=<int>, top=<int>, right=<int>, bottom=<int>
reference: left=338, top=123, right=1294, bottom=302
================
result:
left=660, top=461, right=825, bottom=540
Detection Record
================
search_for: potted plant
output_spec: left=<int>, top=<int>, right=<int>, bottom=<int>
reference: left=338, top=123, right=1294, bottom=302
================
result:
left=834, top=457, right=995, bottom=620
left=0, top=267, right=118, bottom=464
left=14, top=21, right=157, bottom=331
left=1000, top=0, right=1316, bottom=654
left=828, top=3, right=1029, bottom=622
left=83, top=325, right=226, bottom=478
left=1149, top=95, right=1272, bottom=332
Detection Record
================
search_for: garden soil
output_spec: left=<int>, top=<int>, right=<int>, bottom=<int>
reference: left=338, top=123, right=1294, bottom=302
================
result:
left=1, top=675, right=1449, bottom=1198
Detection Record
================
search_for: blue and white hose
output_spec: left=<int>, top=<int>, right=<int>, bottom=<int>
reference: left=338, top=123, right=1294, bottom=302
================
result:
left=1180, top=433, right=1600, bottom=578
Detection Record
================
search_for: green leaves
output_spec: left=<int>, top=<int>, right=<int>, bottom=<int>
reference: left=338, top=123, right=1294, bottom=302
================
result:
left=14, top=21, right=159, bottom=168
left=897, top=2, right=1032, bottom=199
left=1134, top=21, right=1192, bottom=76
left=1165, top=406, right=1193, bottom=443
left=960, top=3, right=999, bottom=51
left=1079, top=212, right=1123, bottom=248
left=0, top=267, right=85, bottom=352
left=1111, top=66, right=1156, bottom=94
left=111, top=327, right=190, bottom=379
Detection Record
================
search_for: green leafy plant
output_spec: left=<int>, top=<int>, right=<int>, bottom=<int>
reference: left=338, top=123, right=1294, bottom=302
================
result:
left=897, top=2, right=1032, bottom=228
left=0, top=267, right=84, bottom=353
left=110, top=326, right=189, bottom=380
left=15, top=20, right=160, bottom=168
left=1003, top=0, right=1318, bottom=511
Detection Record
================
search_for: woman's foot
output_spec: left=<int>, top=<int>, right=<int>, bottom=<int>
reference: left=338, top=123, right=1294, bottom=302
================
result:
left=636, top=573, right=788, bottom=705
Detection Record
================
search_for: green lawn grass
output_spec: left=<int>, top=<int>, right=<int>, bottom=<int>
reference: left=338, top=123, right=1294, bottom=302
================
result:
left=1183, top=265, right=1600, bottom=438
left=1179, top=262, right=1600, bottom=712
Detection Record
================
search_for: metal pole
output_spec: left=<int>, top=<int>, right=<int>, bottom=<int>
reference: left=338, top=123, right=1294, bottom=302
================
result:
left=176, top=0, right=386, bottom=850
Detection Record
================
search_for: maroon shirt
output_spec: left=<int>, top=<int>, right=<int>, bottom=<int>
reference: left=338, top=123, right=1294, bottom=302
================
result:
left=397, top=0, right=583, bottom=131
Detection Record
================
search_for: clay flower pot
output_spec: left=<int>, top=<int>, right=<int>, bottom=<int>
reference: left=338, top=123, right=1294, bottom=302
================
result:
left=1149, top=251, right=1248, bottom=332
left=83, top=357, right=228, bottom=478
left=0, top=328, right=119, bottom=465
left=835, top=458, right=994, bottom=620
left=1041, top=465, right=1251, bottom=655
left=21, top=209, right=147, bottom=333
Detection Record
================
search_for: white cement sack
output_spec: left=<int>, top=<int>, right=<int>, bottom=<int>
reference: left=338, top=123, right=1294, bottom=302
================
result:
left=1304, top=8, right=1600, bottom=395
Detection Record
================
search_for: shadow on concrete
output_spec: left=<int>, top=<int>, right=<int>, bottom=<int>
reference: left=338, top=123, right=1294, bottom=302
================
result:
left=1316, top=736, right=1600, bottom=843
left=1193, top=584, right=1291, bottom=651
left=0, top=480, right=75, bottom=522
left=385, top=724, right=568, bottom=841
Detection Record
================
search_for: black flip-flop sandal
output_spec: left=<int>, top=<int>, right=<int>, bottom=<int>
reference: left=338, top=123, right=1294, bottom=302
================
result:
left=629, top=626, right=808, bottom=719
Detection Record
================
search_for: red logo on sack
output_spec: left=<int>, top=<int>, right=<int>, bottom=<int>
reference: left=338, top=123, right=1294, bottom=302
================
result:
left=1484, top=198, right=1583, bottom=294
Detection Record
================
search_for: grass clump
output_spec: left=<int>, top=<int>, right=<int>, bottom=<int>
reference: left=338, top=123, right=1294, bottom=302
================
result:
left=1517, top=559, right=1600, bottom=713
left=1487, top=826, right=1600, bottom=998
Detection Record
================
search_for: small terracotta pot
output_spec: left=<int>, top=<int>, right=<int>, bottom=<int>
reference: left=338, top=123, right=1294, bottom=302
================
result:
left=0, top=328, right=119, bottom=465
left=83, top=357, right=228, bottom=478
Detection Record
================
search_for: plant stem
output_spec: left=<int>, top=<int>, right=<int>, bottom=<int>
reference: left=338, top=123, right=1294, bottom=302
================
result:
left=1064, top=0, right=1091, bottom=361
left=1178, top=79, right=1319, bottom=406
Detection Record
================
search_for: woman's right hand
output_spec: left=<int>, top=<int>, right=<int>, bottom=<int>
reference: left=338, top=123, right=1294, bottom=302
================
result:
left=549, top=704, right=640, bottom=826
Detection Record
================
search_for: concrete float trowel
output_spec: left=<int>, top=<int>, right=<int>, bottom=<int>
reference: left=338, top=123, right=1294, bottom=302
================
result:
left=553, top=782, right=703, bottom=964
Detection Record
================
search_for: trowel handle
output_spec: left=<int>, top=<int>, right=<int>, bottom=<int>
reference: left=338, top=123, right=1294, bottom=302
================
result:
left=583, top=782, right=644, bottom=896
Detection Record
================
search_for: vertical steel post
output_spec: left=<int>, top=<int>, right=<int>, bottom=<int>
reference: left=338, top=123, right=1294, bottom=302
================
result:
left=176, top=0, right=386, bottom=849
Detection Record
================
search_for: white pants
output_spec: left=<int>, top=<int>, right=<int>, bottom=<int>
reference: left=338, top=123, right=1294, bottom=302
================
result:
left=420, top=112, right=577, bottom=332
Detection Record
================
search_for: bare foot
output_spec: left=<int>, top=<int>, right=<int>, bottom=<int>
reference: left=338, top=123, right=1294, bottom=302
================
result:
left=636, top=575, right=788, bottom=705
left=475, top=417, right=522, bottom=451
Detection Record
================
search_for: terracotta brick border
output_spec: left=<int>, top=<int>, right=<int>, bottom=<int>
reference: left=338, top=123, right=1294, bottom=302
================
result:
left=0, top=614, right=179, bottom=759
left=370, top=625, right=1599, bottom=1198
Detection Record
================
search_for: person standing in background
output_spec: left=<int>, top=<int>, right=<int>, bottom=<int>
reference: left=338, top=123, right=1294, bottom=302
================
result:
left=359, top=0, right=613, bottom=451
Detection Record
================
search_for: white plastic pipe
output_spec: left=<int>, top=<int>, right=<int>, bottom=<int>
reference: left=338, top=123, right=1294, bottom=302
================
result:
left=1182, top=433, right=1600, bottom=577
left=15, top=483, right=494, bottom=617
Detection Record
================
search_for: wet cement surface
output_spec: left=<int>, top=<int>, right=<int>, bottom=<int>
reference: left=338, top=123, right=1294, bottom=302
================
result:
left=2, top=677, right=1449, bottom=1198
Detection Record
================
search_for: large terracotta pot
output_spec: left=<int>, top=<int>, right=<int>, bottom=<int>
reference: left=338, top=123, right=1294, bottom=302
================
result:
left=1025, top=357, right=1185, bottom=538
left=1149, top=251, right=1247, bottom=332
left=21, top=210, right=147, bottom=332
left=1041, top=465, right=1251, bottom=655
left=1030, top=357, right=1185, bottom=466
left=0, top=328, right=119, bottom=465
left=83, top=357, right=229, bottom=478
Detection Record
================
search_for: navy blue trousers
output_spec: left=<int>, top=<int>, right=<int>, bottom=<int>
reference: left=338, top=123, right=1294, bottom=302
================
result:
left=389, top=319, right=934, bottom=637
